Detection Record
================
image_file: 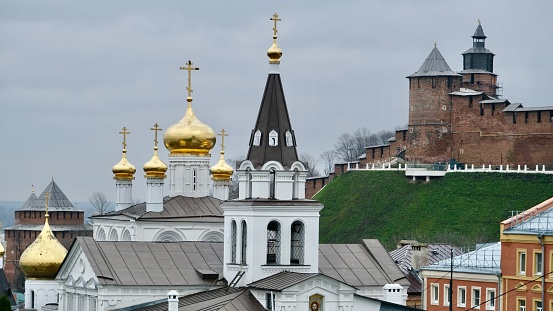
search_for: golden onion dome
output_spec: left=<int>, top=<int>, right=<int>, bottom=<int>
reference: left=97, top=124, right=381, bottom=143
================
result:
left=19, top=213, right=67, bottom=279
left=267, top=36, right=282, bottom=64
left=112, top=150, right=136, bottom=179
left=143, top=147, right=168, bottom=178
left=0, top=242, right=4, bottom=257
left=163, top=99, right=216, bottom=156
left=211, top=151, right=234, bottom=180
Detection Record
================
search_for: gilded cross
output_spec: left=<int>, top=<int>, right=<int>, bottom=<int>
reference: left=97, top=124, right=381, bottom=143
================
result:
left=270, top=13, right=281, bottom=37
left=151, top=123, right=162, bottom=147
left=478, top=19, right=481, bottom=25
left=180, top=60, right=199, bottom=98
left=218, top=129, right=229, bottom=152
left=119, top=127, right=130, bottom=150
left=44, top=192, right=50, bottom=215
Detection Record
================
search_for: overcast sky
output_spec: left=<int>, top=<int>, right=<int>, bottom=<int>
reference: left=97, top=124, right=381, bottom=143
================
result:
left=1, top=1, right=552, bottom=202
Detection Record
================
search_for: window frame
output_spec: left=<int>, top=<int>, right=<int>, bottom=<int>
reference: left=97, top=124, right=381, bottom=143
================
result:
left=431, top=283, right=439, bottom=305
left=534, top=251, right=543, bottom=275
left=517, top=298, right=526, bottom=311
left=472, top=287, right=481, bottom=309
left=458, top=286, right=467, bottom=307
left=534, top=299, right=542, bottom=311
left=486, top=288, right=496, bottom=310
left=518, top=250, right=527, bottom=276
left=443, top=284, right=450, bottom=306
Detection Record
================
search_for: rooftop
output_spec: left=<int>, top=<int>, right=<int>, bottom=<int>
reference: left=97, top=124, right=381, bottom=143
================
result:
left=421, top=242, right=500, bottom=275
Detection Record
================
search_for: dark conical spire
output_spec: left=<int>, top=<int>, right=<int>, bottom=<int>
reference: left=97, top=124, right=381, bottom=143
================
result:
left=473, top=23, right=487, bottom=39
left=407, top=46, right=460, bottom=78
left=245, top=73, right=299, bottom=169
left=20, top=180, right=81, bottom=211
left=461, top=22, right=495, bottom=73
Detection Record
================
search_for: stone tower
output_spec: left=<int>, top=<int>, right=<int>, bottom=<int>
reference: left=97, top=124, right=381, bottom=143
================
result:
left=406, top=45, right=462, bottom=162
left=460, top=22, right=498, bottom=96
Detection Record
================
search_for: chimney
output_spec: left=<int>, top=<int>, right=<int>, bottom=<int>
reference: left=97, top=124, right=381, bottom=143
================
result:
left=382, top=284, right=404, bottom=305
left=167, top=290, right=179, bottom=311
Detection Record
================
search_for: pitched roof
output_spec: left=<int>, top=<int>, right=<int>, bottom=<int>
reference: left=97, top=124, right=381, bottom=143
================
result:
left=245, top=73, right=300, bottom=169
left=407, top=47, right=461, bottom=78
left=248, top=271, right=320, bottom=291
left=421, top=243, right=501, bottom=275
left=94, top=195, right=223, bottom=222
left=4, top=224, right=91, bottom=232
left=73, top=237, right=225, bottom=286
left=19, top=180, right=82, bottom=212
left=130, top=287, right=265, bottom=311
left=318, top=239, right=409, bottom=287
left=473, top=24, right=487, bottom=39
left=502, top=197, right=553, bottom=234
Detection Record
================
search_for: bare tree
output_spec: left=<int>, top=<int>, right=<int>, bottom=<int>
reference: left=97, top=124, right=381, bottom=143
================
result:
left=375, top=130, right=395, bottom=145
left=89, top=192, right=112, bottom=215
left=334, top=127, right=398, bottom=162
left=299, top=153, right=320, bottom=177
left=227, top=155, right=246, bottom=199
left=319, top=150, right=338, bottom=175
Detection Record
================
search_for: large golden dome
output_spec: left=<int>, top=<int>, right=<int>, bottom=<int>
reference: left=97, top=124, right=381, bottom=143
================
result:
left=19, top=211, right=67, bottom=279
left=164, top=99, right=216, bottom=156
left=144, top=147, right=168, bottom=178
left=211, top=151, right=234, bottom=180
left=112, top=150, right=136, bottom=179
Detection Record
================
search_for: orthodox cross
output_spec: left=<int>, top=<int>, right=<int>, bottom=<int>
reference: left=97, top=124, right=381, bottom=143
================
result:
left=44, top=192, right=50, bottom=215
left=151, top=123, right=162, bottom=148
left=180, top=60, right=199, bottom=98
left=218, top=129, right=228, bottom=152
left=270, top=13, right=281, bottom=37
left=119, top=127, right=130, bottom=150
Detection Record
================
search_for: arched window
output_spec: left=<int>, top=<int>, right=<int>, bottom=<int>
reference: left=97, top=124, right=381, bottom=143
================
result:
left=267, top=220, right=281, bottom=264
left=269, top=169, right=276, bottom=198
left=122, top=230, right=132, bottom=241
left=290, top=221, right=305, bottom=264
left=269, top=130, right=278, bottom=146
left=96, top=228, right=106, bottom=241
left=253, top=130, right=262, bottom=146
left=241, top=221, right=247, bottom=264
left=109, top=229, right=119, bottom=241
left=231, top=220, right=237, bottom=263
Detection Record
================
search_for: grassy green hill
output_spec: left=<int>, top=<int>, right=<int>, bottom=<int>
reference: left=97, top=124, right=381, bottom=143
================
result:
left=315, top=171, right=553, bottom=250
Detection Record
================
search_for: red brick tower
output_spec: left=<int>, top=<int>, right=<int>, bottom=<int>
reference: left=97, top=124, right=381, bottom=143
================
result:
left=4, top=180, right=92, bottom=290
left=460, top=22, right=498, bottom=96
left=406, top=45, right=462, bottom=162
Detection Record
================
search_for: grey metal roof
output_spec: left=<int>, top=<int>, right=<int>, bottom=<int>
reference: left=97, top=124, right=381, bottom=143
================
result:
left=318, top=239, right=409, bottom=287
left=73, top=237, right=225, bottom=286
left=502, top=103, right=522, bottom=112
left=130, top=287, right=265, bottom=311
left=421, top=243, right=500, bottom=275
left=248, top=271, right=320, bottom=291
left=503, top=198, right=553, bottom=235
left=4, top=224, right=92, bottom=231
left=473, top=24, right=486, bottom=39
left=245, top=73, right=301, bottom=169
left=407, top=47, right=461, bottom=78
left=481, top=99, right=509, bottom=104
left=462, top=47, right=494, bottom=55
left=94, top=195, right=223, bottom=222
left=514, top=106, right=553, bottom=112
left=457, top=69, right=496, bottom=75
left=19, top=180, right=82, bottom=212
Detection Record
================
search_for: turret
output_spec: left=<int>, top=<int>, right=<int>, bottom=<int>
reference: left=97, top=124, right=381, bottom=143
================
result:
left=460, top=21, right=498, bottom=95
left=144, top=123, right=168, bottom=212
left=112, top=127, right=136, bottom=211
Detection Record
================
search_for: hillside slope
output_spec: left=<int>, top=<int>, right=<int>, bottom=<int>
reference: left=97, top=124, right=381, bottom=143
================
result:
left=315, top=171, right=553, bottom=250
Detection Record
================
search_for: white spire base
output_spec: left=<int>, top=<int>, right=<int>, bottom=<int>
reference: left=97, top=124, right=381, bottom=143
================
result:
left=269, top=63, right=280, bottom=74
left=146, top=177, right=164, bottom=212
left=212, top=179, right=230, bottom=200
left=168, top=154, right=211, bottom=197
left=115, top=179, right=133, bottom=211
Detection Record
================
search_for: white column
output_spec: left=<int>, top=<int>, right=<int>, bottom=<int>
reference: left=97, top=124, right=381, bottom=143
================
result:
left=212, top=179, right=230, bottom=201
left=115, top=178, right=133, bottom=211
left=146, top=178, right=164, bottom=212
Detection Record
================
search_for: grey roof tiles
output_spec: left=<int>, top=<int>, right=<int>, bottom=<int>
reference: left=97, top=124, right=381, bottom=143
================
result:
left=19, top=180, right=82, bottom=212
left=407, top=47, right=460, bottom=78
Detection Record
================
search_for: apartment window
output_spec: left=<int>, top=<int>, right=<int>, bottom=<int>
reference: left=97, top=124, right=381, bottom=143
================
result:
left=486, top=289, right=496, bottom=310
left=518, top=299, right=526, bottom=311
left=458, top=286, right=466, bottom=307
left=444, top=284, right=450, bottom=306
left=535, top=252, right=543, bottom=275
left=518, top=251, right=527, bottom=275
left=535, top=300, right=542, bottom=311
left=472, top=287, right=481, bottom=309
left=431, top=284, right=439, bottom=305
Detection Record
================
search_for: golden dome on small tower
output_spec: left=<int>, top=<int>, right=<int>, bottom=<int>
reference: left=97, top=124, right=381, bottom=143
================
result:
left=112, top=127, right=136, bottom=179
left=211, top=152, right=233, bottom=180
left=267, top=13, right=283, bottom=64
left=19, top=194, right=67, bottom=279
left=144, top=123, right=168, bottom=178
left=164, top=60, right=216, bottom=156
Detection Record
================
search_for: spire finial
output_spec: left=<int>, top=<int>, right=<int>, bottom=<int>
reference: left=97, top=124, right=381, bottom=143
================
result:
left=478, top=19, right=481, bottom=25
left=271, top=13, right=281, bottom=39
left=434, top=42, right=437, bottom=48
left=179, top=60, right=200, bottom=102
left=31, top=184, right=34, bottom=193
left=44, top=192, right=50, bottom=218
left=218, top=129, right=228, bottom=153
left=150, top=123, right=162, bottom=150
left=119, top=127, right=130, bottom=152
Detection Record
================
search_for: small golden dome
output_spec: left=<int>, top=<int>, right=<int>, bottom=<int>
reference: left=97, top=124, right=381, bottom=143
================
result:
left=144, top=147, right=168, bottom=178
left=267, top=36, right=283, bottom=64
left=0, top=242, right=5, bottom=257
left=19, top=213, right=67, bottom=279
left=112, top=151, right=136, bottom=180
left=163, top=101, right=216, bottom=156
left=211, top=151, right=234, bottom=180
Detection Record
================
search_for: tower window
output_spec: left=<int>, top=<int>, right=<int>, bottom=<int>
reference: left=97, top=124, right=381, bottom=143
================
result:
left=469, top=97, right=473, bottom=108
left=470, top=74, right=475, bottom=84
left=193, top=169, right=197, bottom=191
left=266, top=220, right=281, bottom=264
left=269, top=169, right=276, bottom=198
left=513, top=112, right=517, bottom=124
left=230, top=220, right=237, bottom=263
left=537, top=111, right=542, bottom=123
left=491, top=103, right=495, bottom=115
left=241, top=221, right=247, bottom=264
left=269, top=130, right=278, bottom=146
left=253, top=130, right=261, bottom=146
left=290, top=221, right=305, bottom=264
left=525, top=112, right=529, bottom=124
left=432, top=77, right=436, bottom=88
left=480, top=103, right=484, bottom=116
